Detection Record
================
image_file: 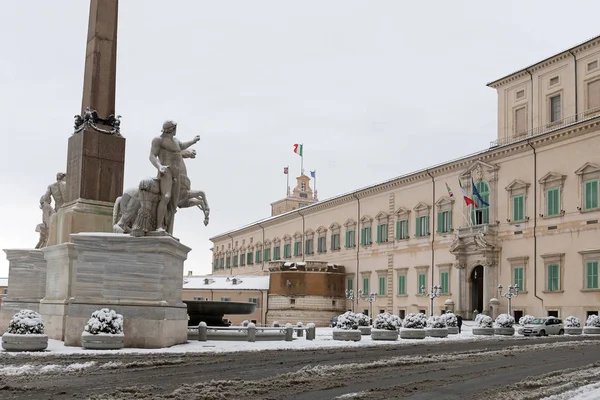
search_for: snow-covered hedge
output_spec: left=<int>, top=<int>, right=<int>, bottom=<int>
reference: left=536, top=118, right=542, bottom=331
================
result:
left=585, top=314, right=600, bottom=327
left=427, top=315, right=447, bottom=329
left=7, top=309, right=45, bottom=335
left=84, top=308, right=124, bottom=335
left=356, top=313, right=371, bottom=327
left=494, top=313, right=515, bottom=328
left=441, top=312, right=458, bottom=327
left=476, top=315, right=493, bottom=328
left=565, top=316, right=581, bottom=328
left=373, top=312, right=402, bottom=330
left=402, top=313, right=427, bottom=329
left=518, top=314, right=535, bottom=326
left=335, top=311, right=359, bottom=330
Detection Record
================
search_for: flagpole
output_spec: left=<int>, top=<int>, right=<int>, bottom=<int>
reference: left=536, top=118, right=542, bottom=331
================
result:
left=286, top=166, right=290, bottom=196
left=314, top=170, right=317, bottom=201
left=301, top=143, right=304, bottom=175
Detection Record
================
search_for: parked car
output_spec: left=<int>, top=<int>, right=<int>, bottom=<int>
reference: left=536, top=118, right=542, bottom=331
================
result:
left=522, top=317, right=564, bottom=336
left=329, top=316, right=338, bottom=327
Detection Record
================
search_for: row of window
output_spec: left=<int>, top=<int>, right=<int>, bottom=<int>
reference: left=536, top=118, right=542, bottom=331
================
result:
left=346, top=271, right=452, bottom=297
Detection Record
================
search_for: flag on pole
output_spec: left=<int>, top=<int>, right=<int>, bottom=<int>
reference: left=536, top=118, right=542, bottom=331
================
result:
left=283, top=166, right=289, bottom=175
left=293, top=143, right=303, bottom=156
left=459, top=179, right=477, bottom=207
left=445, top=182, right=454, bottom=198
left=471, top=178, right=489, bottom=206
left=310, top=170, right=316, bottom=178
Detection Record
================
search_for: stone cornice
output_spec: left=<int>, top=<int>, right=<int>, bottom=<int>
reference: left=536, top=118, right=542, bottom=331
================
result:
left=210, top=118, right=600, bottom=242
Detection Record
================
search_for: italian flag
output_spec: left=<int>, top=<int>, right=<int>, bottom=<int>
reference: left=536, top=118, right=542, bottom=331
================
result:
left=293, top=143, right=303, bottom=157
left=459, top=179, right=477, bottom=208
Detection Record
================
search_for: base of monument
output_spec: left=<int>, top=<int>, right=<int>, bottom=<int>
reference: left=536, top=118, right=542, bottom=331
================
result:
left=47, top=198, right=115, bottom=247
left=64, top=302, right=187, bottom=348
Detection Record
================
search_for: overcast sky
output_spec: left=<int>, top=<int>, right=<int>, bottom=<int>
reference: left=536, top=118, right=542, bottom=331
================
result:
left=1, top=1, right=600, bottom=277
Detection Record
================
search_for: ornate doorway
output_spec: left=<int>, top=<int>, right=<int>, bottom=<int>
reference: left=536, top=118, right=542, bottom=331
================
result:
left=471, top=265, right=484, bottom=314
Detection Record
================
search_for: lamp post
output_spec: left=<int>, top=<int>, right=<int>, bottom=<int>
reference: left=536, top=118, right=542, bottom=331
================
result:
left=421, top=285, right=442, bottom=316
left=345, top=289, right=355, bottom=313
left=498, top=284, right=519, bottom=316
left=358, top=290, right=377, bottom=321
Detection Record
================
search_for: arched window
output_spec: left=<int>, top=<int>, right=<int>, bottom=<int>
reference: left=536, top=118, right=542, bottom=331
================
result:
left=471, top=181, right=490, bottom=225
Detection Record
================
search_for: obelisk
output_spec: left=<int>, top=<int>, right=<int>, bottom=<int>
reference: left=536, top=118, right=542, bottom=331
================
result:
left=48, top=0, right=125, bottom=246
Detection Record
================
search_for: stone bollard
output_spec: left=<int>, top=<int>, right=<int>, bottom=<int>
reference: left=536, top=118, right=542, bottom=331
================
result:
left=285, top=323, right=294, bottom=341
left=198, top=321, right=207, bottom=342
left=296, top=322, right=304, bottom=337
left=247, top=322, right=256, bottom=342
left=306, top=323, right=316, bottom=340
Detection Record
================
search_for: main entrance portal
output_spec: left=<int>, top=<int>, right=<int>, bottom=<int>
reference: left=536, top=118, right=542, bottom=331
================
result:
left=471, top=265, right=484, bottom=314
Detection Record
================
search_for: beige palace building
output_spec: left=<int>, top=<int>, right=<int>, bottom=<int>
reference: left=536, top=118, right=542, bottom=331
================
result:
left=210, top=36, right=600, bottom=322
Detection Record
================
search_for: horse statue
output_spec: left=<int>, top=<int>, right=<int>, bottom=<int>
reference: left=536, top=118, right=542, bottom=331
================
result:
left=113, top=149, right=209, bottom=234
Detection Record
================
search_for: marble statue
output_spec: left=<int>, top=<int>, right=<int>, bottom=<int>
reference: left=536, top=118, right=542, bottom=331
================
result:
left=113, top=120, right=208, bottom=236
left=149, top=120, right=200, bottom=233
left=42, top=172, right=67, bottom=212
left=35, top=195, right=56, bottom=249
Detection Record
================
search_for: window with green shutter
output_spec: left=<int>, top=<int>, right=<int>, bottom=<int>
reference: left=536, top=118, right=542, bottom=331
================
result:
left=585, top=180, right=599, bottom=210
left=305, top=239, right=313, bottom=254
left=283, top=244, right=291, bottom=258
left=437, top=211, right=452, bottom=233
left=547, top=264, right=559, bottom=291
left=398, top=275, right=406, bottom=295
left=255, top=250, right=262, bottom=264
left=233, top=255, right=238, bottom=267
left=418, top=273, right=426, bottom=293
left=362, top=278, right=369, bottom=294
left=416, top=216, right=429, bottom=237
left=471, top=181, right=490, bottom=225
left=240, top=253, right=246, bottom=266
left=347, top=278, right=353, bottom=292
left=396, top=220, right=408, bottom=240
left=273, top=246, right=280, bottom=260
left=378, top=276, right=386, bottom=295
left=513, top=267, right=524, bottom=290
left=317, top=236, right=326, bottom=253
left=346, top=230, right=355, bottom=248
left=294, top=242, right=301, bottom=257
left=586, top=261, right=599, bottom=289
left=331, top=233, right=340, bottom=250
left=264, top=248, right=271, bottom=262
left=440, top=272, right=449, bottom=294
left=546, top=188, right=560, bottom=216
left=512, top=195, right=524, bottom=221
left=361, top=227, right=372, bottom=245
left=376, top=223, right=388, bottom=243
left=247, top=252, right=253, bottom=265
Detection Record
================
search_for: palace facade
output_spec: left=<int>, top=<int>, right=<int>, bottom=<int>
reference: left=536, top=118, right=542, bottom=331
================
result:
left=210, top=36, right=600, bottom=322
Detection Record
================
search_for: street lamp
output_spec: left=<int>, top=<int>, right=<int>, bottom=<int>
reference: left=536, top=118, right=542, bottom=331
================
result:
left=498, top=284, right=519, bottom=316
left=358, top=290, right=378, bottom=320
left=421, top=285, right=442, bottom=316
left=345, top=289, right=355, bottom=313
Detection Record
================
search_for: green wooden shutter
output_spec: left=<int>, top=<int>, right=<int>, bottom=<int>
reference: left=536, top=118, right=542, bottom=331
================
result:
left=398, top=275, right=406, bottom=295
left=347, top=278, right=353, bottom=291
left=416, top=217, right=421, bottom=237
left=437, top=212, right=443, bottom=233
left=425, top=215, right=430, bottom=235
left=378, top=276, right=386, bottom=295
left=587, top=261, right=599, bottom=289
left=376, top=225, right=381, bottom=243
left=363, top=278, right=369, bottom=294
left=585, top=180, right=599, bottom=210
left=547, top=188, right=560, bottom=216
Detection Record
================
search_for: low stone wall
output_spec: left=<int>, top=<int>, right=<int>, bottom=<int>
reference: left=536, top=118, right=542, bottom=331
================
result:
left=196, top=322, right=316, bottom=342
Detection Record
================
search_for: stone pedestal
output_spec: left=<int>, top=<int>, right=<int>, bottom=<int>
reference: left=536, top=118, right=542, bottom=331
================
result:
left=39, top=243, right=78, bottom=340
left=47, top=199, right=115, bottom=247
left=0, top=250, right=47, bottom=333
left=60, top=233, right=191, bottom=348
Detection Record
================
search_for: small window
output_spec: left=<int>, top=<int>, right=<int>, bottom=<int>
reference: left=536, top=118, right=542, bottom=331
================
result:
left=586, top=261, right=599, bottom=289
left=548, top=310, right=559, bottom=318
left=516, top=89, right=525, bottom=99
left=549, top=76, right=559, bottom=86
left=584, top=180, right=599, bottom=210
left=550, top=95, right=561, bottom=122
left=546, top=188, right=560, bottom=216
left=332, top=300, right=337, bottom=307
left=513, top=195, right=525, bottom=221
left=588, top=60, right=598, bottom=72
left=290, top=298, right=296, bottom=305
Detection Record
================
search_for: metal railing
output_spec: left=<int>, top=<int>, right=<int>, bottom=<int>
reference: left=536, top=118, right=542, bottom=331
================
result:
left=490, top=107, right=600, bottom=148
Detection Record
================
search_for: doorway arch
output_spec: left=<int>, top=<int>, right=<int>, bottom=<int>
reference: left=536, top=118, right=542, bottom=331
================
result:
left=471, top=265, right=484, bottom=314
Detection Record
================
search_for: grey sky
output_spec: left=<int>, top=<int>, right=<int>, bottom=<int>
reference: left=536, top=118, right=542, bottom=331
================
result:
left=1, top=1, right=599, bottom=277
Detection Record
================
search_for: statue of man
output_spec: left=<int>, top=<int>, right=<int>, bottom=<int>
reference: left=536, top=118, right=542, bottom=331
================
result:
left=149, top=120, right=200, bottom=232
left=42, top=172, right=67, bottom=212
left=35, top=195, right=56, bottom=249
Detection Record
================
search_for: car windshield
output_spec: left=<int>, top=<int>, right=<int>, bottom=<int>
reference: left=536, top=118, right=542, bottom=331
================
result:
left=529, top=318, right=546, bottom=324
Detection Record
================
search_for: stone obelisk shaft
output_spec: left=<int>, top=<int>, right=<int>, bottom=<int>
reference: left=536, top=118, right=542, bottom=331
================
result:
left=81, top=0, right=118, bottom=118
left=50, top=0, right=125, bottom=246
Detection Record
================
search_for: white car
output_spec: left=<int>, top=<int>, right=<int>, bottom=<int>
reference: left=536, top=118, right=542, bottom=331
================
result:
left=522, top=317, right=564, bottom=336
